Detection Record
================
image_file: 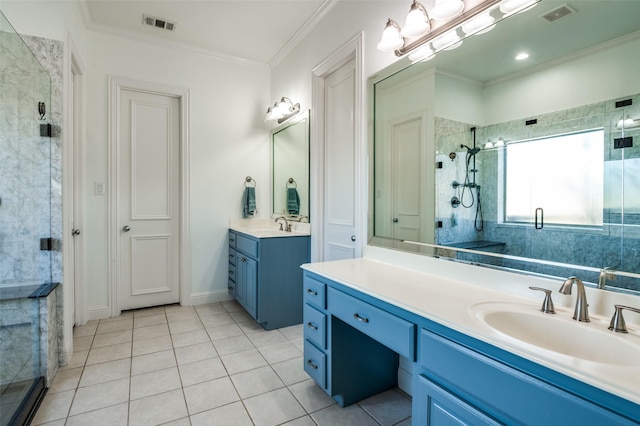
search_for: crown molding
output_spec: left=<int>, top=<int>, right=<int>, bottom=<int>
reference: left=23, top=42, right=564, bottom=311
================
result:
left=269, top=0, right=339, bottom=68
left=77, top=0, right=269, bottom=69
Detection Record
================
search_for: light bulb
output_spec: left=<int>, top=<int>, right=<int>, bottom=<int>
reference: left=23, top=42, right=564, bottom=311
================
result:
left=401, top=1, right=430, bottom=38
left=461, top=13, right=495, bottom=35
left=408, top=44, right=436, bottom=63
left=484, top=141, right=494, bottom=149
left=495, top=138, right=505, bottom=147
left=432, top=31, right=462, bottom=51
left=431, top=0, right=465, bottom=21
left=377, top=19, right=404, bottom=52
left=499, top=0, right=537, bottom=16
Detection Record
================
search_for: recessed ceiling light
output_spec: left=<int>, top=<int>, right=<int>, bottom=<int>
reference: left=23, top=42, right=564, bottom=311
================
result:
left=515, top=52, right=529, bottom=60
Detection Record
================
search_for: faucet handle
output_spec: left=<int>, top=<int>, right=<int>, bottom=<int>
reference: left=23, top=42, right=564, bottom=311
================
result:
left=608, top=305, right=640, bottom=333
left=529, top=287, right=556, bottom=314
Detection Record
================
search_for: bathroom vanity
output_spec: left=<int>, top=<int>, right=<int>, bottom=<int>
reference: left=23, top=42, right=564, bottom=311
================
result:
left=228, top=225, right=310, bottom=330
left=302, top=253, right=640, bottom=424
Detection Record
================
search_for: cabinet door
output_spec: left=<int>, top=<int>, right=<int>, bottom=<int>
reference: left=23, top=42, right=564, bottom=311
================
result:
left=236, top=255, right=257, bottom=319
left=415, top=375, right=500, bottom=426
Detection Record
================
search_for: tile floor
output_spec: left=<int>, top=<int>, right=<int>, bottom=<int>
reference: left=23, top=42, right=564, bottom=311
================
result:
left=32, top=301, right=412, bottom=425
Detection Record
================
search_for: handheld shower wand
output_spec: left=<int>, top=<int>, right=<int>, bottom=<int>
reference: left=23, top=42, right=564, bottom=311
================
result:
left=460, top=144, right=481, bottom=156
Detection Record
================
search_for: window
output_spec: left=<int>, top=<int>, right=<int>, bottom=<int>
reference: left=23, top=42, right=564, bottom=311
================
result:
left=504, top=129, right=604, bottom=227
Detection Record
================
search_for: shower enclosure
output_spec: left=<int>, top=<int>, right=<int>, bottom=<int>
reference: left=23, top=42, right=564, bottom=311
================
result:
left=0, top=11, right=54, bottom=425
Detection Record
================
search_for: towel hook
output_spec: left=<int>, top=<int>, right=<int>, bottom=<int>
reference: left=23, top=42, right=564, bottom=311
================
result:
left=286, top=178, right=297, bottom=189
left=244, top=176, right=256, bottom=187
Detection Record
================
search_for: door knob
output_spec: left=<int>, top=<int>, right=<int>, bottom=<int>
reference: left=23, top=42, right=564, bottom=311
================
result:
left=122, top=225, right=131, bottom=232
left=393, top=218, right=399, bottom=222
left=71, top=229, right=80, bottom=236
left=351, top=235, right=356, bottom=242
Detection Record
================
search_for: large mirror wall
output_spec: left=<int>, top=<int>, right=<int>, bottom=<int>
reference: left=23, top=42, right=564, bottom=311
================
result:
left=272, top=111, right=310, bottom=220
left=370, top=0, right=640, bottom=293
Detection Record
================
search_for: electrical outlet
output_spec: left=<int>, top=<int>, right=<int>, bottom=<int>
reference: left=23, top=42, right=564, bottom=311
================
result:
left=94, top=182, right=105, bottom=195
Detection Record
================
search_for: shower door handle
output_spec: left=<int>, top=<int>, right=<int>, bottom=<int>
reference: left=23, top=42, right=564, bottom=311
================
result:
left=535, top=208, right=544, bottom=230
left=122, top=225, right=131, bottom=232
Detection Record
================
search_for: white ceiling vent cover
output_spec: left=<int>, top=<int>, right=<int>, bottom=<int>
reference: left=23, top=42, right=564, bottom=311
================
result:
left=540, top=3, right=576, bottom=23
left=142, top=14, right=176, bottom=32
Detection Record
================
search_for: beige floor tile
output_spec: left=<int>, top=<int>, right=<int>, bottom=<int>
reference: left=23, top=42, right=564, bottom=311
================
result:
left=220, top=348, right=267, bottom=375
left=132, top=335, right=173, bottom=356
left=243, top=388, right=306, bottom=426
left=92, top=330, right=132, bottom=348
left=166, top=308, right=198, bottom=322
left=168, top=318, right=204, bottom=335
left=69, top=377, right=129, bottom=416
left=47, top=367, right=83, bottom=394
left=231, top=365, right=285, bottom=399
left=183, top=376, right=239, bottom=415
left=174, top=341, right=217, bottom=365
left=194, top=303, right=226, bottom=318
left=190, top=401, right=253, bottom=426
left=129, top=389, right=188, bottom=426
left=170, top=329, right=210, bottom=348
left=311, top=404, right=380, bottom=426
left=134, top=314, right=167, bottom=329
left=86, top=342, right=131, bottom=365
left=133, top=323, right=170, bottom=341
left=133, top=306, right=166, bottom=318
left=212, top=335, right=254, bottom=356
left=247, top=329, right=288, bottom=347
left=237, top=319, right=265, bottom=335
left=279, top=324, right=304, bottom=341
left=159, top=417, right=191, bottom=426
left=271, top=356, right=311, bottom=385
left=358, top=389, right=412, bottom=425
left=257, top=341, right=302, bottom=364
left=288, top=379, right=336, bottom=413
left=59, top=349, right=88, bottom=370
left=229, top=309, right=253, bottom=323
left=78, top=358, right=130, bottom=387
left=130, top=366, right=182, bottom=400
left=199, top=312, right=235, bottom=328
left=31, top=390, right=74, bottom=425
left=100, top=311, right=134, bottom=323
left=73, top=321, right=98, bottom=337
left=281, top=416, right=318, bottom=426
left=221, top=300, right=243, bottom=313
left=131, top=349, right=176, bottom=375
left=178, top=357, right=226, bottom=387
left=96, top=318, right=133, bottom=334
left=205, top=323, right=244, bottom=341
left=73, top=335, right=93, bottom=351
left=65, top=402, right=128, bottom=426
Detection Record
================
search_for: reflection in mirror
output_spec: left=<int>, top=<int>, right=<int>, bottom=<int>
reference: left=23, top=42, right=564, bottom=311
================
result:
left=370, top=0, right=640, bottom=293
left=272, top=111, right=310, bottom=220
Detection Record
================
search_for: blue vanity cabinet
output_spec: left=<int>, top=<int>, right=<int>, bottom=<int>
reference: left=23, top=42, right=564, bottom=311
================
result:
left=228, top=230, right=310, bottom=330
left=302, top=270, right=640, bottom=425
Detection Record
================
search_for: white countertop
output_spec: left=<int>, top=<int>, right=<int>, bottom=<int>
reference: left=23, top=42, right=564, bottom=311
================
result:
left=229, top=218, right=310, bottom=238
left=301, top=252, right=640, bottom=406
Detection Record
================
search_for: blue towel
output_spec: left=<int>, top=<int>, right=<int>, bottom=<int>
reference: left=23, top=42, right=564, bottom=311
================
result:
left=242, top=187, right=256, bottom=218
left=287, top=187, right=300, bottom=215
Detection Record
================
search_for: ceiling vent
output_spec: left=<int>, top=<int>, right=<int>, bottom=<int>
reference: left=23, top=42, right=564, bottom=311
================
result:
left=540, top=3, right=576, bottom=23
left=142, top=14, right=176, bottom=32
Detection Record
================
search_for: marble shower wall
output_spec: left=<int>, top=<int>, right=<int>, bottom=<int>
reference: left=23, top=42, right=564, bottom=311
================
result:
left=434, top=94, right=640, bottom=292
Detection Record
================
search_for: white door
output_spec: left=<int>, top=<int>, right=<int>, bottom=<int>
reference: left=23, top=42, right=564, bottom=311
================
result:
left=118, top=90, right=180, bottom=310
left=391, top=116, right=423, bottom=250
left=323, top=58, right=357, bottom=261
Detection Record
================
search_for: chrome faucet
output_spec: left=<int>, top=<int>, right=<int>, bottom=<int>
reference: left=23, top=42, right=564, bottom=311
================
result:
left=559, top=276, right=590, bottom=322
left=296, top=215, right=309, bottom=223
left=275, top=216, right=291, bottom=232
left=597, top=267, right=616, bottom=289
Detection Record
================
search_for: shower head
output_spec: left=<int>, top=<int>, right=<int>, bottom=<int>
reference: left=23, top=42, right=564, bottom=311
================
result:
left=461, top=144, right=481, bottom=156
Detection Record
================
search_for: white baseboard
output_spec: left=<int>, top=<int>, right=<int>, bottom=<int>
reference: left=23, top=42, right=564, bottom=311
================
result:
left=190, top=289, right=234, bottom=306
left=87, top=305, right=111, bottom=321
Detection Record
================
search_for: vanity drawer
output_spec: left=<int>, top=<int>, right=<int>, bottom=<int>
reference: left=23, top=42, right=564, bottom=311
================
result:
left=228, top=232, right=237, bottom=249
left=304, top=340, right=327, bottom=389
left=236, top=234, right=258, bottom=258
left=327, top=287, right=415, bottom=360
left=228, top=263, right=236, bottom=281
left=228, top=279, right=236, bottom=297
left=304, top=304, right=326, bottom=349
left=228, top=248, right=236, bottom=266
left=303, top=276, right=326, bottom=309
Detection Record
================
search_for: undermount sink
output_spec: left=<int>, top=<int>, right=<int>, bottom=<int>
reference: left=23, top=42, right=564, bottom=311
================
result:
left=469, top=302, right=640, bottom=367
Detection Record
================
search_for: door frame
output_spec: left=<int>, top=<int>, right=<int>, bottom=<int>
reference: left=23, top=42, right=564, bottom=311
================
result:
left=108, top=76, right=191, bottom=316
left=310, top=32, right=364, bottom=262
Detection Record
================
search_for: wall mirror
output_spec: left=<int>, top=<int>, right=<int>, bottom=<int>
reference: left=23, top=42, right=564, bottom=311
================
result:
left=272, top=111, right=310, bottom=220
left=369, top=0, right=640, bottom=293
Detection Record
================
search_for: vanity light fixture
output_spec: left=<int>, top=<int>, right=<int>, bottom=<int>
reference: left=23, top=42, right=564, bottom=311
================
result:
left=266, top=97, right=301, bottom=124
left=378, top=0, right=539, bottom=62
left=616, top=115, right=639, bottom=129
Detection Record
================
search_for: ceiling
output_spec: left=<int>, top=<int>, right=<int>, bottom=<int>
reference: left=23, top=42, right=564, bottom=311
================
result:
left=409, top=0, right=640, bottom=84
left=81, top=0, right=332, bottom=65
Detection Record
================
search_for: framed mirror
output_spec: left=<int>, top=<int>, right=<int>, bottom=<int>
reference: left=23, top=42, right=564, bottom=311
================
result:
left=370, top=0, right=640, bottom=293
left=272, top=111, right=310, bottom=220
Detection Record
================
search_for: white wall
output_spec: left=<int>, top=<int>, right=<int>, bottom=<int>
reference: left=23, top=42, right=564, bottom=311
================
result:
left=81, top=29, right=271, bottom=316
left=1, top=0, right=64, bottom=41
